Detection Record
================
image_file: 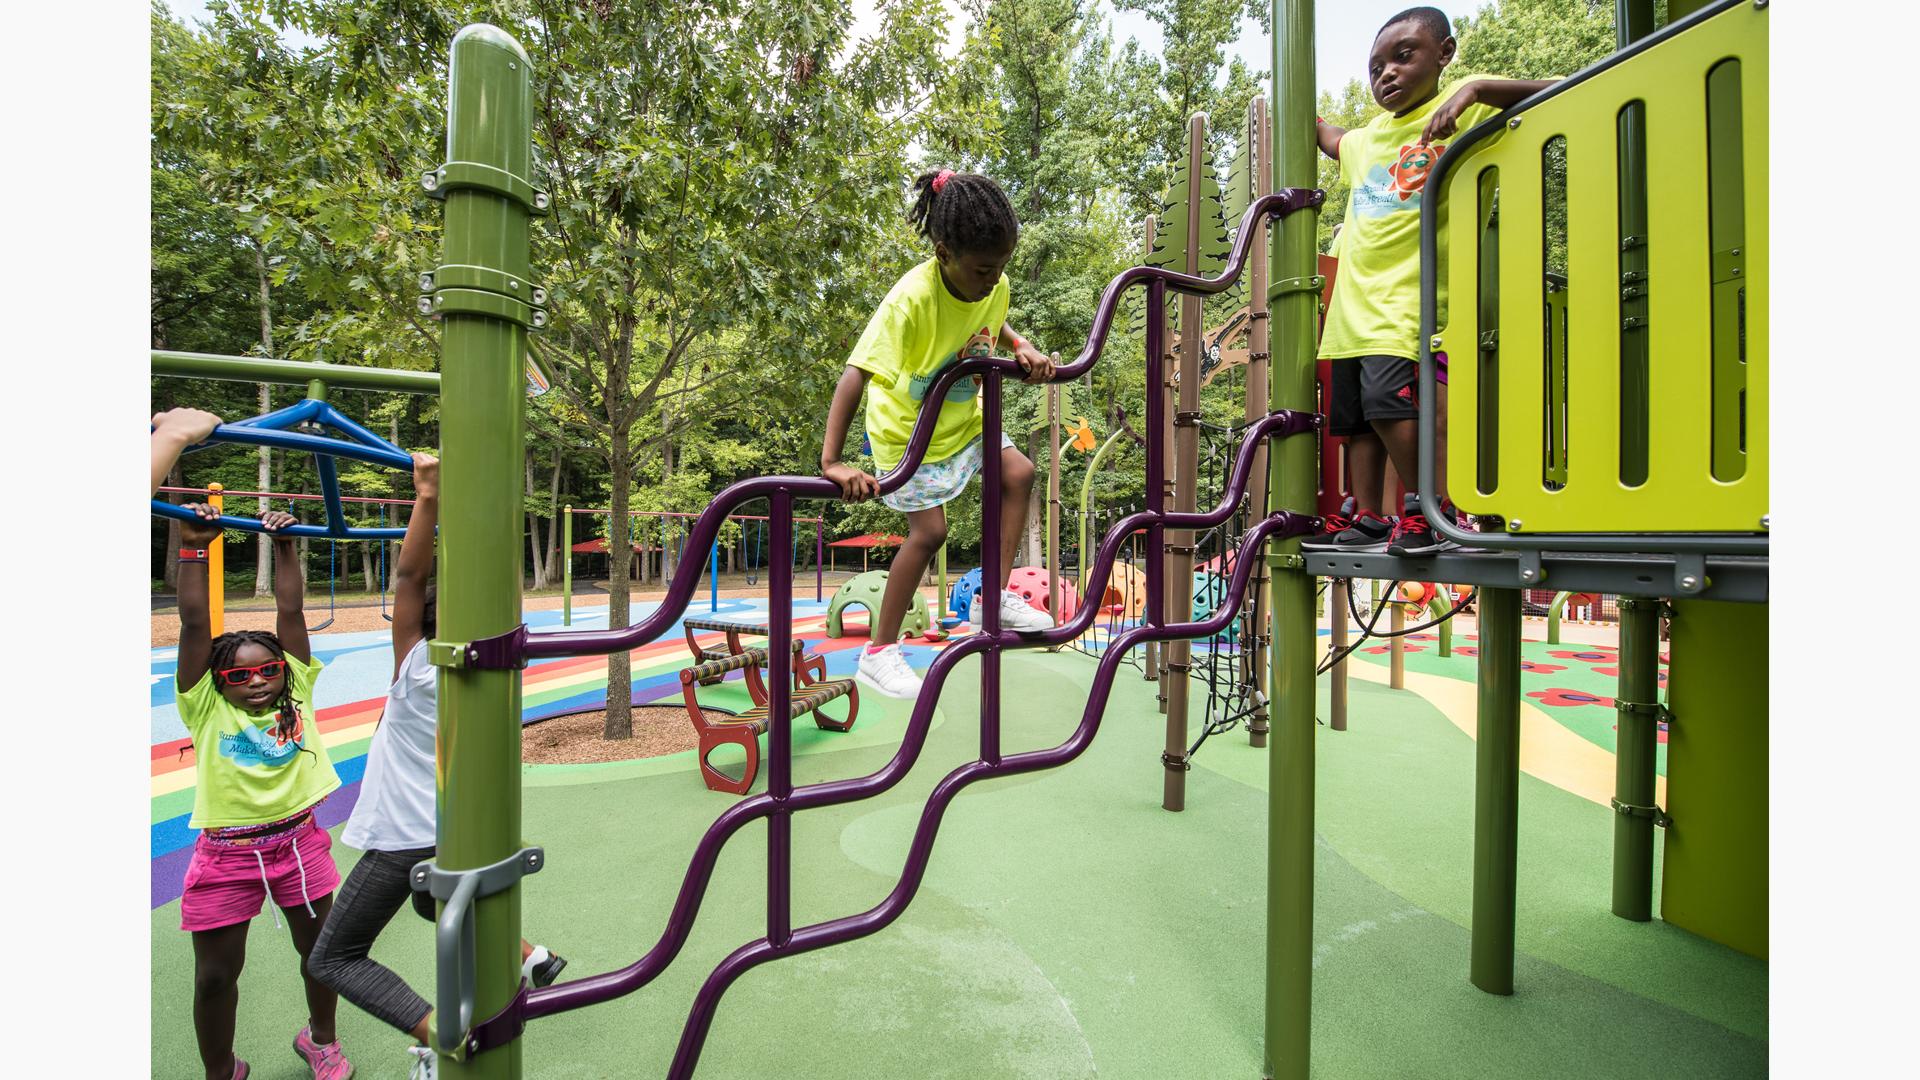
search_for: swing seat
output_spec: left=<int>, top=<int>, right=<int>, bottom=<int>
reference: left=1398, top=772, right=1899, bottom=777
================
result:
left=679, top=644, right=858, bottom=795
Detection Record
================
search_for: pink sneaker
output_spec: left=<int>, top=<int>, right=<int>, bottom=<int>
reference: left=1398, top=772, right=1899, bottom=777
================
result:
left=293, top=1025, right=354, bottom=1079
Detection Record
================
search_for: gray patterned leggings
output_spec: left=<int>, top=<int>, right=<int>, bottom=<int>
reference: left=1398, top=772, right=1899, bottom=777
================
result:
left=307, top=845, right=436, bottom=1033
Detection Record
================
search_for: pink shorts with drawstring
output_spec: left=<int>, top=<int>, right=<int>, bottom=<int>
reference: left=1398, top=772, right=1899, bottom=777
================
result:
left=179, top=816, right=341, bottom=932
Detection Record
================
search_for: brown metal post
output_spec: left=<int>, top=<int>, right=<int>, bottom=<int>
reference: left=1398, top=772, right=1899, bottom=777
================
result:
left=1244, top=96, right=1274, bottom=748
left=1141, top=213, right=1161, bottom=689
left=1390, top=594, right=1406, bottom=689
left=1163, top=113, right=1207, bottom=812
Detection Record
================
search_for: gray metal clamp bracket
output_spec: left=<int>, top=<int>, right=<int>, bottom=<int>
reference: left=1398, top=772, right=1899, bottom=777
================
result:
left=1609, top=797, right=1671, bottom=829
left=1614, top=699, right=1671, bottom=726
left=412, top=847, right=546, bottom=1057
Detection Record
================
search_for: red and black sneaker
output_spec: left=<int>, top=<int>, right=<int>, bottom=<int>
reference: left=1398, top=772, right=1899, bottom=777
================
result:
left=1386, top=494, right=1460, bottom=557
left=1305, top=498, right=1394, bottom=551
left=1302, top=496, right=1355, bottom=547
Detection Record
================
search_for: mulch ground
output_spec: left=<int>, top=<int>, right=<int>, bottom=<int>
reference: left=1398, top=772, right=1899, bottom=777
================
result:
left=519, top=704, right=716, bottom=764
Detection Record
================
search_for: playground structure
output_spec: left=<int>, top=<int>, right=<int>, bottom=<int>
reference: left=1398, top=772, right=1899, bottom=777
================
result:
left=825, top=570, right=932, bottom=640
left=148, top=3, right=1768, bottom=1077
left=675, top=625, right=858, bottom=795
left=156, top=484, right=418, bottom=631
left=557, top=507, right=827, bottom=622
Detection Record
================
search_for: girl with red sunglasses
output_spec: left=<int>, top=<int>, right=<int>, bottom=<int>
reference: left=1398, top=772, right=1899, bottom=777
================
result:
left=173, top=503, right=351, bottom=1080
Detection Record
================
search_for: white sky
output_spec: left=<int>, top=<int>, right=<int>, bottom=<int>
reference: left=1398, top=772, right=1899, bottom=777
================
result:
left=838, top=0, right=1412, bottom=98
left=172, top=0, right=1406, bottom=99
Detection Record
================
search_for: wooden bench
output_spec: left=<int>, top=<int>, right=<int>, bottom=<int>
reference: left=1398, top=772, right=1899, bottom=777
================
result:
left=679, top=644, right=858, bottom=795
left=680, top=617, right=833, bottom=687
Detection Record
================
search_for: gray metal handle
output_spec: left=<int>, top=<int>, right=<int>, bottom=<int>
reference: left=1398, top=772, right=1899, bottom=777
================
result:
left=435, top=872, right=482, bottom=1053
left=411, top=847, right=545, bottom=1057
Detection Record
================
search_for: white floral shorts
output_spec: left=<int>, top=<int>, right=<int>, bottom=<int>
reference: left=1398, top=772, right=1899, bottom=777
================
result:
left=882, top=433, right=1017, bottom=512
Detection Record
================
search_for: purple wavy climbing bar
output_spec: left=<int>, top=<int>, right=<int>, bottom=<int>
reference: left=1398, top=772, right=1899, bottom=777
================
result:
left=459, top=187, right=1325, bottom=1073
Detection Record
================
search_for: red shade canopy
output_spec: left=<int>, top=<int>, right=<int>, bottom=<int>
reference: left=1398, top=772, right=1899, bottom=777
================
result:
left=827, top=533, right=906, bottom=549
left=570, top=539, right=661, bottom=554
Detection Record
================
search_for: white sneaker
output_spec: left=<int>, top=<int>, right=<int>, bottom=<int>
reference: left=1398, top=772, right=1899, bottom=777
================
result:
left=970, top=588, right=1054, bottom=632
left=408, top=1045, right=439, bottom=1080
left=856, top=643, right=924, bottom=699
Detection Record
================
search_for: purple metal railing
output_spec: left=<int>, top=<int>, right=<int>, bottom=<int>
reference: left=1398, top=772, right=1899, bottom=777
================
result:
left=462, top=187, right=1325, bottom=1074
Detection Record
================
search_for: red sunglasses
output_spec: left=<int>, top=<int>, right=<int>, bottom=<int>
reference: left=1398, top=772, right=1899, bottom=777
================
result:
left=216, top=661, right=286, bottom=686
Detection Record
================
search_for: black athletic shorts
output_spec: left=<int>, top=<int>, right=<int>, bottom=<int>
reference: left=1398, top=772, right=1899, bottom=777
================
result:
left=1328, top=354, right=1420, bottom=436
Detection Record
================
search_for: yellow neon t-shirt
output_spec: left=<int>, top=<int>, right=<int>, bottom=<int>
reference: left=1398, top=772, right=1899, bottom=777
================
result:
left=177, top=653, right=340, bottom=829
left=1318, top=72, right=1504, bottom=362
left=847, top=258, right=1010, bottom=473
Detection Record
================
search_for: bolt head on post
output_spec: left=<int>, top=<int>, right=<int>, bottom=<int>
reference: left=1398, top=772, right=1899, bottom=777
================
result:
left=1507, top=519, right=1524, bottom=532
left=1508, top=116, right=1523, bottom=129
left=420, top=169, right=440, bottom=192
left=418, top=272, right=436, bottom=292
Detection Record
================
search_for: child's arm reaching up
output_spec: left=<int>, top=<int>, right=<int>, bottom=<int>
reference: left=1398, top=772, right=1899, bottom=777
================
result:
left=821, top=366, right=880, bottom=503
left=174, top=504, right=225, bottom=691
left=266, top=510, right=311, bottom=664
left=1422, top=78, right=1558, bottom=143
left=390, top=453, right=439, bottom=673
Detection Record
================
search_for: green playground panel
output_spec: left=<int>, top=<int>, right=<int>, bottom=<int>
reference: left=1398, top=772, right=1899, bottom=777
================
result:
left=1438, top=2, right=1767, bottom=534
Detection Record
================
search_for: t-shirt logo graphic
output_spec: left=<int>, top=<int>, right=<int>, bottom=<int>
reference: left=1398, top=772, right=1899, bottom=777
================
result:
left=908, top=329, right=994, bottom=404
left=217, top=710, right=307, bottom=769
left=1386, top=142, right=1445, bottom=201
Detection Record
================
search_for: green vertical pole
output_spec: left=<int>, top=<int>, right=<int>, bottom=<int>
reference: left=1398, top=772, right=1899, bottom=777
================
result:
left=1547, top=591, right=1566, bottom=644
left=1429, top=596, right=1452, bottom=657
left=937, top=542, right=949, bottom=619
left=1470, top=587, right=1522, bottom=995
left=562, top=507, right=572, bottom=626
left=434, top=24, right=535, bottom=1078
left=1611, top=597, right=1660, bottom=920
left=1266, top=0, right=1319, bottom=1075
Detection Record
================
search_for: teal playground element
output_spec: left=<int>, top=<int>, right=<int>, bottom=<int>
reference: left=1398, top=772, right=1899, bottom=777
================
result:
left=1191, top=570, right=1240, bottom=643
left=827, top=569, right=931, bottom=640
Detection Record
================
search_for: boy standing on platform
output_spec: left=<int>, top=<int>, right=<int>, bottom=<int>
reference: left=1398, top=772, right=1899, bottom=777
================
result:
left=1312, top=6, right=1554, bottom=555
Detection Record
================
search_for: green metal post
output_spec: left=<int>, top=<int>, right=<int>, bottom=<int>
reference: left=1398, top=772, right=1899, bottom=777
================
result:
left=1428, top=595, right=1453, bottom=657
left=434, top=24, right=535, bottom=1077
left=1266, top=0, right=1319, bottom=1074
left=1611, top=597, right=1660, bottom=921
left=937, top=543, right=948, bottom=618
left=562, top=507, right=573, bottom=626
left=1547, top=590, right=1568, bottom=644
left=1470, top=587, right=1522, bottom=995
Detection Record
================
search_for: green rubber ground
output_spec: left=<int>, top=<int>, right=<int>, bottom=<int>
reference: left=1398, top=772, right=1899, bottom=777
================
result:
left=149, top=647, right=1765, bottom=1078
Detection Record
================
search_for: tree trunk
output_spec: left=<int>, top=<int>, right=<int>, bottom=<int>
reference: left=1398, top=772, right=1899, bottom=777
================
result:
left=253, top=242, right=274, bottom=598
left=603, top=435, right=634, bottom=740
left=361, top=537, right=375, bottom=592
left=544, top=443, right=563, bottom=584
left=163, top=462, right=185, bottom=591
left=525, top=448, right=547, bottom=591
left=659, top=428, right=676, bottom=585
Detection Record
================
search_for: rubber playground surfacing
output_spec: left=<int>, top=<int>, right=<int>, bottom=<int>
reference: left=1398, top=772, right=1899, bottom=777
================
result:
left=148, top=600, right=1765, bottom=1078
